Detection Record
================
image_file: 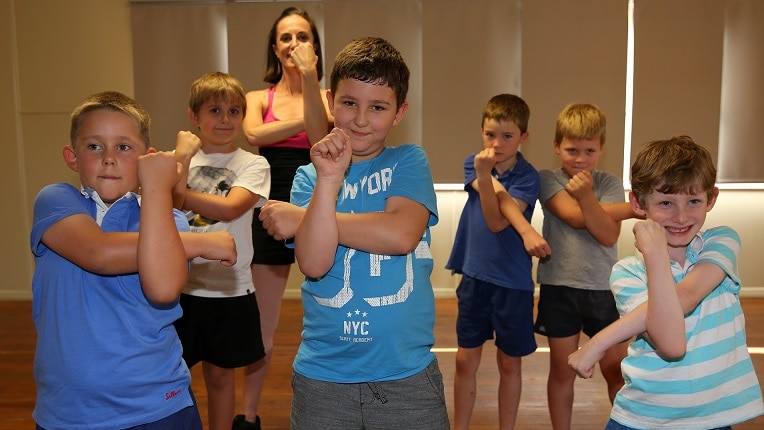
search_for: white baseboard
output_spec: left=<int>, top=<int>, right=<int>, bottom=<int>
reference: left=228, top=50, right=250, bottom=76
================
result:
left=284, top=285, right=764, bottom=300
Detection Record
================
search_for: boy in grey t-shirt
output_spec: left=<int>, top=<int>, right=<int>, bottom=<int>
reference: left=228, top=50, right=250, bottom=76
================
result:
left=533, top=103, right=639, bottom=430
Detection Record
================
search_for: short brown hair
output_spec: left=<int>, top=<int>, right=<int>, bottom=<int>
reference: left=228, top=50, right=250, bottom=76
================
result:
left=330, top=37, right=409, bottom=109
left=482, top=94, right=530, bottom=134
left=630, top=134, right=717, bottom=207
left=188, top=71, right=247, bottom=117
left=70, top=91, right=151, bottom=148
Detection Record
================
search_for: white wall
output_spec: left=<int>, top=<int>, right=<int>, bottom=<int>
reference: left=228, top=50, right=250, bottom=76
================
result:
left=280, top=188, right=764, bottom=299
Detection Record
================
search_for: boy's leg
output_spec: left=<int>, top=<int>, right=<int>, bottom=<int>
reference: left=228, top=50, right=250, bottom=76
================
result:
left=534, top=285, right=584, bottom=430
left=454, top=346, right=483, bottom=430
left=241, top=263, right=290, bottom=425
left=453, top=275, right=496, bottom=429
left=599, top=341, right=627, bottom=403
left=493, top=287, right=536, bottom=430
left=496, top=350, right=522, bottom=430
left=581, top=289, right=628, bottom=404
left=202, top=362, right=236, bottom=430
left=547, top=334, right=581, bottom=430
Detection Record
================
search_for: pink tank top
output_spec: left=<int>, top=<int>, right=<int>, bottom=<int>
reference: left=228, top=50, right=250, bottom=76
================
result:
left=262, top=86, right=311, bottom=149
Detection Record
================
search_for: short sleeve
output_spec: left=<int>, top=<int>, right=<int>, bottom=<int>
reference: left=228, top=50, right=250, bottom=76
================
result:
left=31, top=184, right=89, bottom=257
left=291, top=163, right=318, bottom=209
left=610, top=256, right=649, bottom=316
left=696, top=226, right=741, bottom=292
left=538, top=169, right=565, bottom=205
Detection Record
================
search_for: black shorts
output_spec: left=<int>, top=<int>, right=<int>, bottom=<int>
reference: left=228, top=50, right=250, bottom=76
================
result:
left=251, top=147, right=310, bottom=265
left=534, top=284, right=621, bottom=339
left=174, top=293, right=265, bottom=368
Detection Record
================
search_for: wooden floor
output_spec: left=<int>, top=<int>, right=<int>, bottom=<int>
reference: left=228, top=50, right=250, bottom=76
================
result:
left=2, top=298, right=764, bottom=429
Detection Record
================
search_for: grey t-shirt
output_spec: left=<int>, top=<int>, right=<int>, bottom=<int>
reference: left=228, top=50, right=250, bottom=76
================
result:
left=537, top=168, right=625, bottom=291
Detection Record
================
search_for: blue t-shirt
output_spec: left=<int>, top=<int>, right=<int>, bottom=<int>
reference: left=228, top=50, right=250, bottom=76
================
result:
left=30, top=183, right=194, bottom=430
left=445, top=152, right=539, bottom=290
left=290, top=145, right=439, bottom=383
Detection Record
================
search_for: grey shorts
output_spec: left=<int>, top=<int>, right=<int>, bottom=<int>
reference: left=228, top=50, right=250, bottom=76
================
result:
left=290, top=359, right=450, bottom=430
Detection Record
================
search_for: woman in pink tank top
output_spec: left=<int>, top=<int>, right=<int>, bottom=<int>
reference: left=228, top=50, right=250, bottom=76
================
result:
left=235, top=7, right=333, bottom=430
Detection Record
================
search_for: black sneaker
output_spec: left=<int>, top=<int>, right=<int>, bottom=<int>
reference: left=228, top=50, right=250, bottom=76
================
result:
left=232, top=414, right=261, bottom=430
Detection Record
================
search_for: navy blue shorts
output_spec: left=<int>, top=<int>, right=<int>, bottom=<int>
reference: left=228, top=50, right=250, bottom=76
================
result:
left=36, top=387, right=202, bottom=430
left=534, top=284, right=621, bottom=338
left=175, top=292, right=266, bottom=368
left=455, top=275, right=537, bottom=357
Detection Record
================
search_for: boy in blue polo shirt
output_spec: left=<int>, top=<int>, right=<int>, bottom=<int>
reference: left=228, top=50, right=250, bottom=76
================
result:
left=30, top=91, right=236, bottom=430
left=446, top=93, right=548, bottom=430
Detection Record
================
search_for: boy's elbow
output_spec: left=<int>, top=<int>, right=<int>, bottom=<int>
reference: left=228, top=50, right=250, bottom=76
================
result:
left=560, top=214, right=585, bottom=229
left=487, top=223, right=507, bottom=234
left=216, top=207, right=241, bottom=222
left=390, top=234, right=423, bottom=255
left=658, top=343, right=686, bottom=360
left=297, top=260, right=329, bottom=279
left=143, top=284, right=183, bottom=305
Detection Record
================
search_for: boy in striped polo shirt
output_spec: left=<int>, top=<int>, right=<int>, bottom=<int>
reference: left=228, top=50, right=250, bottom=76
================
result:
left=568, top=135, right=763, bottom=429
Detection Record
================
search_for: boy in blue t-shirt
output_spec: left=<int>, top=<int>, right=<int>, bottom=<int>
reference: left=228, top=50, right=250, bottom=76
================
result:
left=289, top=37, right=449, bottom=430
left=445, top=93, right=548, bottom=430
left=30, top=91, right=236, bottom=429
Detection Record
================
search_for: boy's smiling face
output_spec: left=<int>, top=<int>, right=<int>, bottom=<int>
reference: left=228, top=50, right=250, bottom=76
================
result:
left=64, top=108, right=149, bottom=205
left=631, top=187, right=719, bottom=261
left=327, top=78, right=407, bottom=162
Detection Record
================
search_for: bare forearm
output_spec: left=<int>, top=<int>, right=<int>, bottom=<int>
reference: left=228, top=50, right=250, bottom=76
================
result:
left=138, top=184, right=187, bottom=304
left=497, top=192, right=534, bottom=235
left=301, top=73, right=331, bottom=144
left=244, top=118, right=305, bottom=147
left=335, top=212, right=426, bottom=255
left=603, top=202, right=643, bottom=221
left=577, top=193, right=621, bottom=246
left=476, top=176, right=510, bottom=232
left=182, top=189, right=255, bottom=222
left=644, top=251, right=686, bottom=358
left=295, top=182, right=340, bottom=277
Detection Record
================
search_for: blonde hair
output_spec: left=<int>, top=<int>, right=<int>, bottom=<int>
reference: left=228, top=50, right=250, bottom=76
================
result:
left=554, top=103, right=606, bottom=145
left=70, top=91, right=150, bottom=148
left=189, top=71, right=247, bottom=117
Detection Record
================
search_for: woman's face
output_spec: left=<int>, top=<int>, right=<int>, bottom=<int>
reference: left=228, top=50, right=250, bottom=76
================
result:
left=272, top=15, right=314, bottom=68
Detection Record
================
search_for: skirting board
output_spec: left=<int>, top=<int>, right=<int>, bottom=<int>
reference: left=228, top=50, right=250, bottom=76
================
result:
left=282, top=286, right=764, bottom=300
left=5, top=286, right=764, bottom=301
